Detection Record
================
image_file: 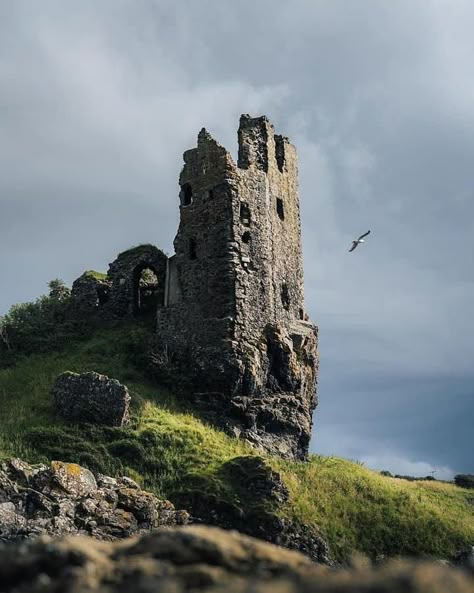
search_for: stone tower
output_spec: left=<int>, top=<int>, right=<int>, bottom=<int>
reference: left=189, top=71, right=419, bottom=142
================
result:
left=156, top=115, right=318, bottom=460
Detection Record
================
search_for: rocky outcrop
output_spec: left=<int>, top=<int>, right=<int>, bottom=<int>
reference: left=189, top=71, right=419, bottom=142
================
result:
left=0, top=458, right=189, bottom=543
left=0, top=525, right=472, bottom=593
left=52, top=371, right=131, bottom=427
left=172, top=456, right=331, bottom=565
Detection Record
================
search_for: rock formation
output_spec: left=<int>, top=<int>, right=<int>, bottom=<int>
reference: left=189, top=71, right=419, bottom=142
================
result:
left=0, top=525, right=472, bottom=593
left=0, top=458, right=189, bottom=543
left=52, top=371, right=131, bottom=427
left=174, top=456, right=331, bottom=564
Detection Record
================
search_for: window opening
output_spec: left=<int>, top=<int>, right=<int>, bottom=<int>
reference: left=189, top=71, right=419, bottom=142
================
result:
left=240, top=202, right=251, bottom=226
left=180, top=183, right=193, bottom=206
left=281, top=283, right=290, bottom=310
left=276, top=198, right=285, bottom=221
left=189, top=238, right=197, bottom=260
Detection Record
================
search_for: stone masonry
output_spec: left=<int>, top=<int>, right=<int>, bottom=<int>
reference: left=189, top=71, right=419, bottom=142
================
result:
left=155, top=115, right=318, bottom=460
left=69, top=115, right=318, bottom=460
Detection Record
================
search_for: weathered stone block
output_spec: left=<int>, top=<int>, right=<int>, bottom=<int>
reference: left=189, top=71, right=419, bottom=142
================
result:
left=52, top=371, right=131, bottom=427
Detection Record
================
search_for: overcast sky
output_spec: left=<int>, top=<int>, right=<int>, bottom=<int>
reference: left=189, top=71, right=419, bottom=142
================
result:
left=1, top=1, right=473, bottom=478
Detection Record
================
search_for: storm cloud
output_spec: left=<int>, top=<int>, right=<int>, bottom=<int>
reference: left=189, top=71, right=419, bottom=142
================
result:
left=1, top=0, right=473, bottom=477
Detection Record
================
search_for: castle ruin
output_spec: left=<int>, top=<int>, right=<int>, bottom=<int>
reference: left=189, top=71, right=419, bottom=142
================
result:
left=72, top=115, right=318, bottom=460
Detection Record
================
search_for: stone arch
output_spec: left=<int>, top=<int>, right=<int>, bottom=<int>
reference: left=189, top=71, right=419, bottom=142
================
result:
left=106, top=244, right=168, bottom=318
left=133, top=264, right=161, bottom=315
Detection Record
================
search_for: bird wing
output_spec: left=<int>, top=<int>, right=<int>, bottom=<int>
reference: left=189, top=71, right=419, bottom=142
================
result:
left=357, top=230, right=371, bottom=240
left=349, top=241, right=358, bottom=252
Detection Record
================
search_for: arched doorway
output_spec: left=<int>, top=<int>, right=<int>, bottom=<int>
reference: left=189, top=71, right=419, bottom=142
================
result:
left=134, top=266, right=163, bottom=315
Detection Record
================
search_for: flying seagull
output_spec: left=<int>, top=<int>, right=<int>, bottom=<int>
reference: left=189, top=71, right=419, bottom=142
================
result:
left=349, top=230, right=371, bottom=252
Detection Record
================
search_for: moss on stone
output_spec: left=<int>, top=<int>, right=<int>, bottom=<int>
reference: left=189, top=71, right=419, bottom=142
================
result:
left=82, top=270, right=108, bottom=281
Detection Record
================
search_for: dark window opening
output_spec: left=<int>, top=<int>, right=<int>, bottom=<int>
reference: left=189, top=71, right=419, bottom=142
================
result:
left=281, top=283, right=290, bottom=310
left=276, top=198, right=285, bottom=221
left=208, top=189, right=214, bottom=200
left=299, top=308, right=304, bottom=320
left=242, top=231, right=251, bottom=244
left=97, top=285, right=110, bottom=306
left=189, top=238, right=197, bottom=260
left=134, top=267, right=161, bottom=315
left=180, top=183, right=193, bottom=206
left=275, top=135, right=285, bottom=173
left=240, top=202, right=251, bottom=226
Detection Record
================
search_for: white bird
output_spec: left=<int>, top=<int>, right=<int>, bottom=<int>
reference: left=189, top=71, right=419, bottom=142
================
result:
left=349, top=230, right=371, bottom=252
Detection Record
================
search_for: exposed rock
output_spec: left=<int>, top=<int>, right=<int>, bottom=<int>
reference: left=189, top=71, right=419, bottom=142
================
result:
left=0, top=525, right=472, bottom=593
left=173, top=456, right=331, bottom=565
left=52, top=371, right=131, bottom=427
left=0, top=458, right=189, bottom=543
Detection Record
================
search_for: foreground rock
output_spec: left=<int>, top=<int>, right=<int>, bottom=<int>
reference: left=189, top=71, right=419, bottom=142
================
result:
left=52, top=371, right=131, bottom=426
left=0, top=525, right=472, bottom=593
left=0, top=458, right=189, bottom=542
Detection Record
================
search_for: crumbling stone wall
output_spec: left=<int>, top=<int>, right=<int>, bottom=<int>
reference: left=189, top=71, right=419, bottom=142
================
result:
left=71, top=271, right=111, bottom=312
left=68, top=115, right=318, bottom=460
left=107, top=244, right=167, bottom=318
left=71, top=245, right=167, bottom=320
left=155, top=115, right=318, bottom=460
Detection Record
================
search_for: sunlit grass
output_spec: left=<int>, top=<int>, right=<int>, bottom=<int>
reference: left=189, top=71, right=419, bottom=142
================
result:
left=0, top=325, right=472, bottom=561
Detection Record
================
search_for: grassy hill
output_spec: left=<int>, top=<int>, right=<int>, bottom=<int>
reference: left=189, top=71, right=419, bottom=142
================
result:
left=0, top=323, right=472, bottom=562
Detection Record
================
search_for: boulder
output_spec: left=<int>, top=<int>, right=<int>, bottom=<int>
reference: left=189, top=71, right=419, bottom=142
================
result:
left=0, top=458, right=189, bottom=543
left=0, top=525, right=472, bottom=593
left=52, top=371, right=131, bottom=427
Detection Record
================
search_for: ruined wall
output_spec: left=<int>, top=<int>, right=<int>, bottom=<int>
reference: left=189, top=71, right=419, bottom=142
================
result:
left=232, top=115, right=305, bottom=343
left=154, top=115, right=318, bottom=460
left=71, top=245, right=167, bottom=320
left=70, top=115, right=318, bottom=460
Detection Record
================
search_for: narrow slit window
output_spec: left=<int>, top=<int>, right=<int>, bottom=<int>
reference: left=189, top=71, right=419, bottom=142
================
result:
left=189, top=238, right=197, bottom=260
left=281, top=283, right=290, bottom=310
left=240, top=202, right=251, bottom=226
left=276, top=198, right=285, bottom=221
left=180, top=183, right=193, bottom=206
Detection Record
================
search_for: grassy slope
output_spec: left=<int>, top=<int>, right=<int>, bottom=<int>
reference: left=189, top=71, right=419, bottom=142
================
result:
left=0, top=325, right=472, bottom=562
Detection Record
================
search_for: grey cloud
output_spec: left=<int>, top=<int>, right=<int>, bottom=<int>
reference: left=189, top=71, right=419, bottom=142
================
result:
left=1, top=1, right=473, bottom=474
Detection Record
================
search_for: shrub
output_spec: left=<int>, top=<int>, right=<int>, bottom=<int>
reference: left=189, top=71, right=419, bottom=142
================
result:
left=454, top=474, right=474, bottom=489
left=0, top=280, right=90, bottom=364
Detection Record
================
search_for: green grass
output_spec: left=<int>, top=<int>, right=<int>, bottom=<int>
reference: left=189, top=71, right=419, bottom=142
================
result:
left=82, top=270, right=108, bottom=281
left=0, top=324, right=472, bottom=562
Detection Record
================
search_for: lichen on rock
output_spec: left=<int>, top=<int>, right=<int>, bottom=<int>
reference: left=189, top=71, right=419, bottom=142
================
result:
left=0, top=458, right=189, bottom=544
